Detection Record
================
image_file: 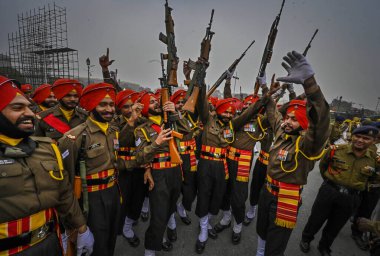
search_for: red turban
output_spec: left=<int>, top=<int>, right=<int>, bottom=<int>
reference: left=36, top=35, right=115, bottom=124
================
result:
left=79, top=83, right=116, bottom=112
left=170, top=89, right=186, bottom=104
left=21, top=84, right=32, bottom=93
left=138, top=92, right=155, bottom=117
left=116, top=89, right=139, bottom=109
left=287, top=99, right=308, bottom=130
left=32, top=84, right=52, bottom=104
left=52, top=79, right=83, bottom=100
left=215, top=98, right=238, bottom=115
left=0, top=76, right=23, bottom=111
left=154, top=89, right=162, bottom=98
left=243, top=95, right=259, bottom=105
left=208, top=97, right=218, bottom=107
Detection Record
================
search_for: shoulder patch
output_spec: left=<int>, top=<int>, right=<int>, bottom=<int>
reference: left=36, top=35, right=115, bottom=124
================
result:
left=66, top=134, right=76, bottom=140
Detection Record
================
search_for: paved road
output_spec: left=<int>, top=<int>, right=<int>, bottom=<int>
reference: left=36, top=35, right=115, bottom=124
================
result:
left=114, top=157, right=368, bottom=256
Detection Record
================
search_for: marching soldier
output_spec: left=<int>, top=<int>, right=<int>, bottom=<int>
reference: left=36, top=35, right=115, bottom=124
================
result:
left=31, top=83, right=58, bottom=113
left=20, top=83, right=33, bottom=98
left=34, top=79, right=87, bottom=142
left=58, top=83, right=121, bottom=256
left=0, top=75, right=94, bottom=256
left=300, top=126, right=379, bottom=256
left=194, top=75, right=269, bottom=253
left=116, top=89, right=150, bottom=248
left=255, top=51, right=330, bottom=256
left=134, top=92, right=182, bottom=256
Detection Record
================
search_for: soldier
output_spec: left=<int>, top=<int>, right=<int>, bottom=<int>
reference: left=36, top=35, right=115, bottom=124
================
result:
left=300, top=126, right=379, bottom=256
left=215, top=78, right=270, bottom=245
left=20, top=83, right=33, bottom=98
left=171, top=89, right=199, bottom=226
left=0, top=75, right=94, bottom=256
left=134, top=92, right=182, bottom=256
left=34, top=79, right=87, bottom=142
left=116, top=89, right=150, bottom=248
left=31, top=83, right=58, bottom=113
left=194, top=75, right=269, bottom=253
left=329, top=115, right=345, bottom=145
left=58, top=83, right=121, bottom=256
left=255, top=51, right=330, bottom=256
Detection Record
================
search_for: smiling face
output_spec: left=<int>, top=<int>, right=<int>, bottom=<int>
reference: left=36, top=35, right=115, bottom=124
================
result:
left=352, top=133, right=375, bottom=151
left=1, top=94, right=35, bottom=133
left=43, top=92, right=58, bottom=108
left=94, top=97, right=115, bottom=122
left=148, top=96, right=162, bottom=116
left=282, top=112, right=301, bottom=134
left=60, top=91, right=79, bottom=110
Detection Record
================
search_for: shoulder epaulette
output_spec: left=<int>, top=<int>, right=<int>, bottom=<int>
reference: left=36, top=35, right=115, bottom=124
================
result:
left=30, top=136, right=53, bottom=143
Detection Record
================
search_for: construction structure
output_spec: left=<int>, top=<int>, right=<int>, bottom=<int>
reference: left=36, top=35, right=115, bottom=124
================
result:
left=7, top=3, right=79, bottom=87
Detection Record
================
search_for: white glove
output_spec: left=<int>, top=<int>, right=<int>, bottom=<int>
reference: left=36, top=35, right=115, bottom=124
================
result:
left=226, top=70, right=233, bottom=79
left=287, top=83, right=295, bottom=94
left=256, top=73, right=267, bottom=86
left=76, top=227, right=94, bottom=256
left=277, top=51, right=315, bottom=84
left=61, top=232, right=68, bottom=255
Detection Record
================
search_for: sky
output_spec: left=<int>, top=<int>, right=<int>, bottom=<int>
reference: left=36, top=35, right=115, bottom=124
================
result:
left=0, top=0, right=379, bottom=110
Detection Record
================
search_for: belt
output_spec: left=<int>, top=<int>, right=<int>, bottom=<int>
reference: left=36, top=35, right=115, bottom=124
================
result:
left=152, top=153, right=179, bottom=169
left=153, top=156, right=171, bottom=163
left=201, top=151, right=225, bottom=159
left=0, top=221, right=54, bottom=252
left=86, top=175, right=116, bottom=186
left=325, top=180, right=361, bottom=195
left=179, top=139, right=196, bottom=154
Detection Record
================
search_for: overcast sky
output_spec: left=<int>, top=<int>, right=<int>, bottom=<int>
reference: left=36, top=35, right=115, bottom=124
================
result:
left=1, top=0, right=379, bottom=109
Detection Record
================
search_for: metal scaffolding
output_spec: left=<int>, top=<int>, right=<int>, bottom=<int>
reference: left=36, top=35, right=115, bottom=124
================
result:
left=7, top=3, right=78, bottom=87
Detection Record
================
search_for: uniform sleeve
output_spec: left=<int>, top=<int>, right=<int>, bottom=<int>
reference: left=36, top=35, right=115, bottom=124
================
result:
left=34, top=118, right=46, bottom=137
left=135, top=128, right=159, bottom=165
left=57, top=167, right=86, bottom=229
left=102, top=68, right=122, bottom=92
left=301, top=86, right=331, bottom=156
left=232, top=97, right=268, bottom=131
left=223, top=79, right=232, bottom=99
left=319, top=147, right=331, bottom=178
left=264, top=96, right=283, bottom=136
left=58, top=136, right=80, bottom=186
left=196, top=86, right=210, bottom=124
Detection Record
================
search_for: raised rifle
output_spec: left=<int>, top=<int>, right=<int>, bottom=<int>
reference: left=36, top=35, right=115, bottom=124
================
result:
left=253, top=0, right=285, bottom=97
left=303, top=29, right=319, bottom=56
left=207, top=39, right=255, bottom=98
left=159, top=1, right=183, bottom=164
left=159, top=54, right=183, bottom=164
left=183, top=9, right=215, bottom=113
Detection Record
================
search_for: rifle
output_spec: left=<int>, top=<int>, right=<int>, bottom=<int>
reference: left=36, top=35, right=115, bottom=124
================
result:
left=253, top=0, right=285, bottom=97
left=159, top=0, right=178, bottom=87
left=303, top=29, right=319, bottom=56
left=207, top=39, right=255, bottom=98
left=67, top=134, right=88, bottom=256
left=160, top=54, right=183, bottom=164
left=158, top=1, right=183, bottom=164
left=183, top=9, right=215, bottom=113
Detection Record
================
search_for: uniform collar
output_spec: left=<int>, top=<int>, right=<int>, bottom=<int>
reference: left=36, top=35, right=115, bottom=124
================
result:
left=149, top=115, right=162, bottom=126
left=87, top=117, right=109, bottom=135
left=0, top=134, right=23, bottom=146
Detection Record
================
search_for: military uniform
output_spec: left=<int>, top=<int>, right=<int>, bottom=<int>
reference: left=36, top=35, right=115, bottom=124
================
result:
left=301, top=143, right=379, bottom=253
left=256, top=85, right=330, bottom=256
left=0, top=136, right=86, bottom=255
left=135, top=117, right=182, bottom=252
left=35, top=105, right=88, bottom=142
left=58, top=118, right=121, bottom=256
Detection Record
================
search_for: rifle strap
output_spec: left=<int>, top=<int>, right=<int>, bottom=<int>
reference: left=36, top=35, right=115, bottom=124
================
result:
left=43, top=114, right=71, bottom=135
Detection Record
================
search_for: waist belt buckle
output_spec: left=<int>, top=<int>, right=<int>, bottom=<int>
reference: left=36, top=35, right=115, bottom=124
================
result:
left=109, top=175, right=116, bottom=183
left=180, top=146, right=187, bottom=152
left=339, top=187, right=349, bottom=195
left=214, top=153, right=221, bottom=158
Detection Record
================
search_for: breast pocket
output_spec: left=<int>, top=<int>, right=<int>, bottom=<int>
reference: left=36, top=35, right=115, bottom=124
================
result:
left=40, top=160, right=62, bottom=180
left=0, top=163, right=24, bottom=198
left=86, top=146, right=108, bottom=165
left=331, top=159, right=349, bottom=172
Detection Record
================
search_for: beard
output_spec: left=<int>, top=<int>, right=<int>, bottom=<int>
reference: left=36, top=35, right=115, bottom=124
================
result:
left=149, top=107, right=162, bottom=116
left=281, top=123, right=303, bottom=135
left=91, top=109, right=113, bottom=123
left=217, top=114, right=231, bottom=124
left=0, top=113, right=34, bottom=139
left=59, top=99, right=77, bottom=110
left=42, top=100, right=58, bottom=108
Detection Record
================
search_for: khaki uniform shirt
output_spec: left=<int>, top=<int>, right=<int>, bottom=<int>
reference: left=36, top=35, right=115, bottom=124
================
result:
left=35, top=105, right=88, bottom=141
left=321, top=144, right=379, bottom=191
left=58, top=118, right=119, bottom=184
left=0, top=136, right=85, bottom=228
left=266, top=87, right=330, bottom=185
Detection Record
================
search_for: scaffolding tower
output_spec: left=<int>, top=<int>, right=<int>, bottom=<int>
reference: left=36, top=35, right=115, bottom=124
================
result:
left=7, top=3, right=79, bottom=87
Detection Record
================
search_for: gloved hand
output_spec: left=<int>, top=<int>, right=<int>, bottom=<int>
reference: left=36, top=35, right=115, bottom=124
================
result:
left=256, top=72, right=267, bottom=86
left=287, top=83, right=295, bottom=94
left=277, top=51, right=314, bottom=84
left=357, top=218, right=375, bottom=233
left=61, top=232, right=68, bottom=255
left=76, top=227, right=94, bottom=256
